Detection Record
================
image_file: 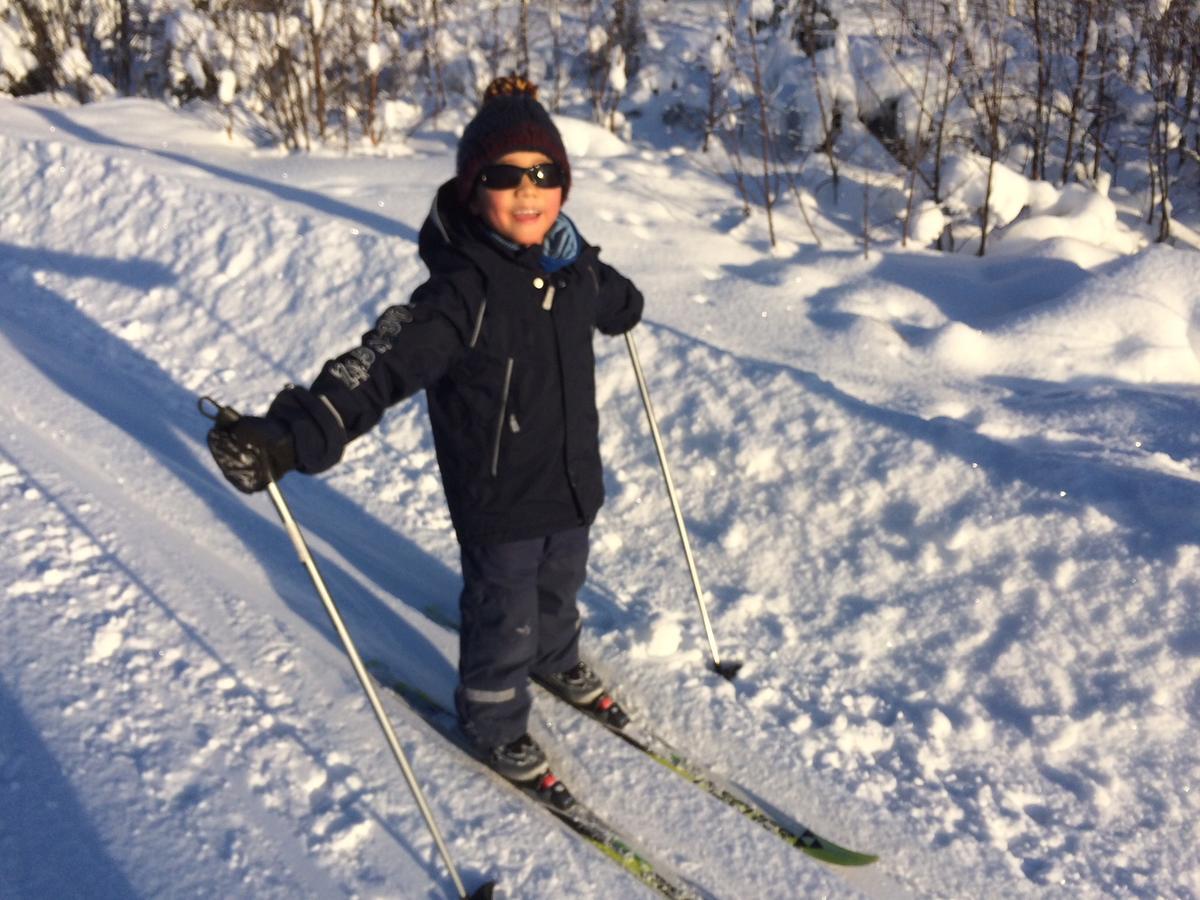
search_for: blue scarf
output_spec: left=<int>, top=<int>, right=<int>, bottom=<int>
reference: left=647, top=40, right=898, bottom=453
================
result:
left=487, top=214, right=581, bottom=273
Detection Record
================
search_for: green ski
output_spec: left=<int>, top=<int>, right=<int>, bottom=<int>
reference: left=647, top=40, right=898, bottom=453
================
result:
left=373, top=670, right=713, bottom=900
left=418, top=602, right=878, bottom=868
left=532, top=679, right=879, bottom=868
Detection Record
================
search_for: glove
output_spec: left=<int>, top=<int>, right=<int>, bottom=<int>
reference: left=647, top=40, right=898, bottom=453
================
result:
left=207, top=415, right=296, bottom=494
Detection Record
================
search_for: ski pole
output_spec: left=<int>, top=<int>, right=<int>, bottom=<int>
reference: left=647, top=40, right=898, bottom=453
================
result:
left=623, top=331, right=743, bottom=680
left=200, top=398, right=494, bottom=900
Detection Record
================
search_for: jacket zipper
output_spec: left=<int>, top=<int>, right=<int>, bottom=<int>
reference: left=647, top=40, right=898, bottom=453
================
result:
left=490, top=357, right=514, bottom=477
left=469, top=299, right=487, bottom=349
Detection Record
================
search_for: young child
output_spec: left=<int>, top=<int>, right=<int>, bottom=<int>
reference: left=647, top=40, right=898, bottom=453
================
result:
left=207, top=76, right=644, bottom=787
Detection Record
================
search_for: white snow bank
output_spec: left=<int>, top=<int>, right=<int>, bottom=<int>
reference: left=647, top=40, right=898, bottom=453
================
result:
left=942, top=153, right=1034, bottom=227
left=555, top=115, right=630, bottom=159
left=941, top=154, right=1144, bottom=266
left=3, top=94, right=1200, bottom=900
left=932, top=246, right=1200, bottom=384
left=991, top=182, right=1142, bottom=264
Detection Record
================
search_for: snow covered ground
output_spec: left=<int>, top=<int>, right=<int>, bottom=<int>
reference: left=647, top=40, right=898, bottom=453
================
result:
left=2, top=95, right=1200, bottom=899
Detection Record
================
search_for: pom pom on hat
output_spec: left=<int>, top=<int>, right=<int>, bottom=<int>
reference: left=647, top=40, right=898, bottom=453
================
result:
left=482, top=74, right=540, bottom=103
left=456, top=75, right=571, bottom=205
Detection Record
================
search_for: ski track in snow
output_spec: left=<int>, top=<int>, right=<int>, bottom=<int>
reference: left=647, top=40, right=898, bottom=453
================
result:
left=3, top=95, right=1200, bottom=899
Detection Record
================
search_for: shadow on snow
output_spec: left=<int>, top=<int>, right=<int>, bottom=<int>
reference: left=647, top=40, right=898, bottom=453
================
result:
left=28, top=106, right=419, bottom=243
left=0, top=241, right=467, bottom=891
left=0, top=680, right=139, bottom=900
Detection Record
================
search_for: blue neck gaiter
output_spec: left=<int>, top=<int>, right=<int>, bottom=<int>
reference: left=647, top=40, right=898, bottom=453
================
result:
left=487, top=214, right=582, bottom=273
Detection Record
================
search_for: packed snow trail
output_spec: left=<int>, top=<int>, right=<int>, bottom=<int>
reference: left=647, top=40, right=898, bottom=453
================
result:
left=0, top=105, right=872, bottom=898
left=3, top=96, right=1200, bottom=897
left=0, top=302, right=862, bottom=897
left=0, top=243, right=682, bottom=898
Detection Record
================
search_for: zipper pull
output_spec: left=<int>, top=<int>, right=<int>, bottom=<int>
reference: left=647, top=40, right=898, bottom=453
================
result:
left=509, top=414, right=520, bottom=433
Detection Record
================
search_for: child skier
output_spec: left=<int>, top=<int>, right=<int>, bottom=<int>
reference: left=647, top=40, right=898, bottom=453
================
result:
left=207, top=76, right=643, bottom=789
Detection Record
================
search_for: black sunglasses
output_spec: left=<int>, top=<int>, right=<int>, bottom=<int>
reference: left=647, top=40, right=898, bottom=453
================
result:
left=477, top=162, right=565, bottom=190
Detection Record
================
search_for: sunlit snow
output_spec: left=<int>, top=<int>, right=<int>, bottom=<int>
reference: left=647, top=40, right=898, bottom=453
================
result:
left=2, top=91, right=1199, bottom=900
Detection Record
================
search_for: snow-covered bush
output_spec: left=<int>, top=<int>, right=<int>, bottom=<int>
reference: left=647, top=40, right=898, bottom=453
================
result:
left=0, top=11, right=37, bottom=94
left=0, top=0, right=1195, bottom=246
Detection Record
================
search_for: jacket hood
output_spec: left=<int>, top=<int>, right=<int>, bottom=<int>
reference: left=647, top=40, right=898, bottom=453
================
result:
left=418, top=180, right=490, bottom=278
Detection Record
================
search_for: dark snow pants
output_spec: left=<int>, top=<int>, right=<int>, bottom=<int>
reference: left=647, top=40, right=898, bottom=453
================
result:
left=455, top=526, right=589, bottom=747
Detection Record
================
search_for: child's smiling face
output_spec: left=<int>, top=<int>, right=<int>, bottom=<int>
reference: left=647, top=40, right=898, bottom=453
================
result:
left=470, top=150, right=563, bottom=247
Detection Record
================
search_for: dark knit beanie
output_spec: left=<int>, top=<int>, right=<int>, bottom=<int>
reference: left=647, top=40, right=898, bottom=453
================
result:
left=456, top=75, right=571, bottom=205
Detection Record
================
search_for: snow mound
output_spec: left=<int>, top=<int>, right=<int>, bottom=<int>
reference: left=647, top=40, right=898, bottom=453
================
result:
left=992, top=246, right=1200, bottom=383
left=925, top=246, right=1200, bottom=384
left=942, top=153, right=1033, bottom=227
left=992, top=183, right=1142, bottom=264
left=941, top=154, right=1144, bottom=266
left=554, top=115, right=629, bottom=159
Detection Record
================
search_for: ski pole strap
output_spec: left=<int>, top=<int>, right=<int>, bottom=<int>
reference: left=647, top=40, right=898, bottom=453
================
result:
left=198, top=395, right=241, bottom=428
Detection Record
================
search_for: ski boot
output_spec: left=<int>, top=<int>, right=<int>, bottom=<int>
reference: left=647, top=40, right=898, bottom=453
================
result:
left=535, top=661, right=630, bottom=730
left=483, top=733, right=574, bottom=810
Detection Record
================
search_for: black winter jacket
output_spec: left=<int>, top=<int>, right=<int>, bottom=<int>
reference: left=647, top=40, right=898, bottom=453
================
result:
left=268, top=180, right=644, bottom=544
